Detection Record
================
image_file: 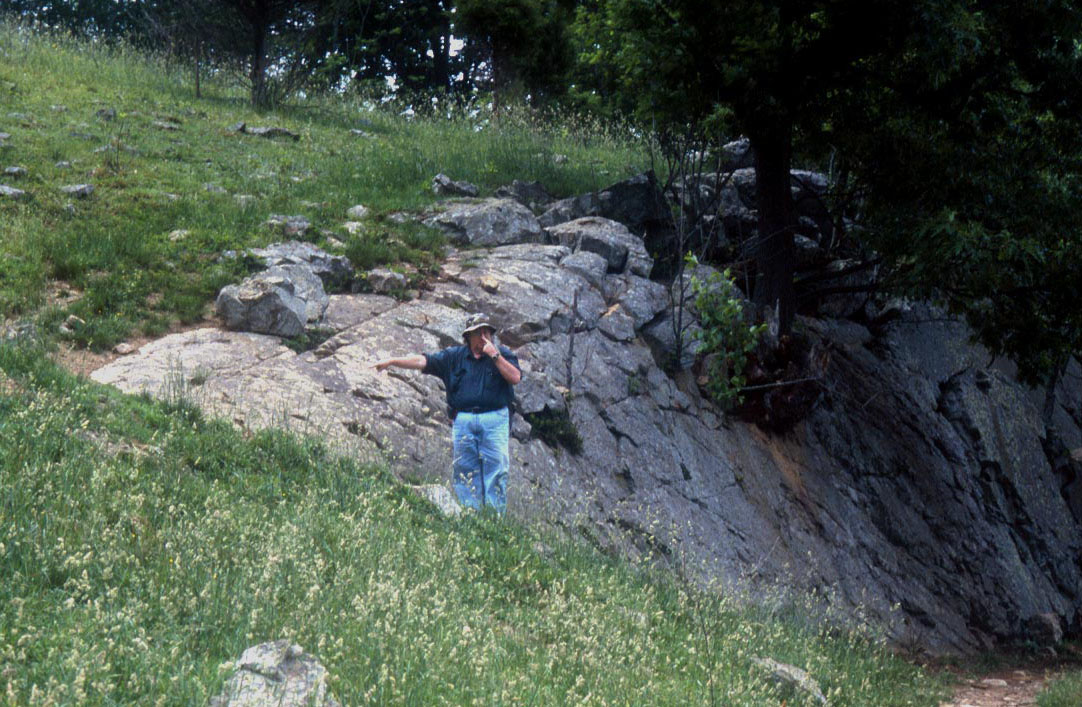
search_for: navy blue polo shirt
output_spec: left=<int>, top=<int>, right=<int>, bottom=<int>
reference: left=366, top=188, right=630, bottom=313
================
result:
left=422, top=344, right=520, bottom=415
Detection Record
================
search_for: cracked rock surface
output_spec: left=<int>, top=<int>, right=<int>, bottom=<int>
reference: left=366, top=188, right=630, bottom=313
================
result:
left=93, top=243, right=1082, bottom=654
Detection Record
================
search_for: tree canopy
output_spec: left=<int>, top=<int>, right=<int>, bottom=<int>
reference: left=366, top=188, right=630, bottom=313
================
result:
left=583, top=0, right=1082, bottom=382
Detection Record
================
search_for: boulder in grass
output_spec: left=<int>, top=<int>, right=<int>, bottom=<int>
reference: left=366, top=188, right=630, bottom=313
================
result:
left=494, top=180, right=554, bottom=212
left=425, top=198, right=543, bottom=247
left=751, top=657, right=828, bottom=706
left=247, top=125, right=300, bottom=141
left=216, top=273, right=308, bottom=338
left=0, top=185, right=27, bottom=200
left=346, top=204, right=369, bottom=220
left=411, top=485, right=462, bottom=517
left=366, top=268, right=407, bottom=294
left=248, top=241, right=354, bottom=290
left=60, top=184, right=93, bottom=198
left=153, top=120, right=180, bottom=131
left=4, top=166, right=27, bottom=178
left=265, top=264, right=329, bottom=323
left=209, top=641, right=339, bottom=707
left=432, top=173, right=480, bottom=198
left=265, top=214, right=312, bottom=239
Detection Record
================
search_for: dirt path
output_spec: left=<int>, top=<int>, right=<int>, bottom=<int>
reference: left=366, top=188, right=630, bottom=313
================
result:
left=940, top=668, right=1053, bottom=706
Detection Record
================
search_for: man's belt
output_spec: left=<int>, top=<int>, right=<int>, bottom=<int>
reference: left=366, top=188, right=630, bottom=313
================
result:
left=459, top=405, right=505, bottom=414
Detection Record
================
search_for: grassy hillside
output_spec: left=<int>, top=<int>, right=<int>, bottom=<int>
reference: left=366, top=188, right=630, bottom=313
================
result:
left=1, top=23, right=948, bottom=705
left=0, top=21, right=640, bottom=350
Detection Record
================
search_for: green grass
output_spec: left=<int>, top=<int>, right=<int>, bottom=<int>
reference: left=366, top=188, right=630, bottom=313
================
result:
left=1038, top=669, right=1082, bottom=707
left=0, top=345, right=948, bottom=705
left=0, top=21, right=644, bottom=350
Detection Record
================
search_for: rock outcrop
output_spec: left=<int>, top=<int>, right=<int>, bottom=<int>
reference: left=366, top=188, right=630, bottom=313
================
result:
left=210, top=641, right=338, bottom=707
left=93, top=177, right=1082, bottom=655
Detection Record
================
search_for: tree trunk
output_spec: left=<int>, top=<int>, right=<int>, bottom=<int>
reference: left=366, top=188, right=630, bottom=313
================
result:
left=250, top=22, right=268, bottom=106
left=194, top=39, right=202, bottom=99
left=749, top=123, right=797, bottom=335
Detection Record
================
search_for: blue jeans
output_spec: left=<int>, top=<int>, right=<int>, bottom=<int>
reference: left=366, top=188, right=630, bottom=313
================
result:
left=452, top=408, right=509, bottom=514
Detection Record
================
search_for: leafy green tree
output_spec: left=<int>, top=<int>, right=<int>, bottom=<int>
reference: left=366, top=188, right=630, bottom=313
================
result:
left=582, top=0, right=1082, bottom=383
left=455, top=0, right=574, bottom=110
left=305, top=0, right=464, bottom=96
left=0, top=0, right=145, bottom=38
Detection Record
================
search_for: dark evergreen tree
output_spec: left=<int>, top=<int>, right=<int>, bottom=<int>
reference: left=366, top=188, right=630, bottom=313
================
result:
left=582, top=0, right=1082, bottom=382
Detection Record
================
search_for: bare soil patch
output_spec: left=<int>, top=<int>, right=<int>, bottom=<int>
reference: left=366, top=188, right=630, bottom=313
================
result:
left=936, top=645, right=1081, bottom=707
left=51, top=315, right=219, bottom=379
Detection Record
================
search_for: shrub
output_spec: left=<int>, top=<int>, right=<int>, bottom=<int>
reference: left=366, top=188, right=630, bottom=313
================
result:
left=687, top=254, right=766, bottom=409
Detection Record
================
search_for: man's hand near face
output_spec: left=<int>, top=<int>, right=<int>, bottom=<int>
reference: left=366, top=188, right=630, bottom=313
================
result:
left=481, top=330, right=500, bottom=359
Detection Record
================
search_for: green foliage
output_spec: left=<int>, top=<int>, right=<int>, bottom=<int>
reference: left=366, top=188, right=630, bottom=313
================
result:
left=455, top=0, right=574, bottom=105
left=524, top=406, right=583, bottom=454
left=688, top=255, right=767, bottom=409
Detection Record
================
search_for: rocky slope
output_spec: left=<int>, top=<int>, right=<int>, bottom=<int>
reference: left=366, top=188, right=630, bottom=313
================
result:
left=91, top=192, right=1082, bottom=655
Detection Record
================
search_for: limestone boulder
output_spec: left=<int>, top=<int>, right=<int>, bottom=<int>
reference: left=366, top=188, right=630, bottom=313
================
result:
left=210, top=641, right=338, bottom=707
left=248, top=241, right=353, bottom=290
left=265, top=215, right=312, bottom=240
left=545, top=217, right=653, bottom=277
left=216, top=273, right=309, bottom=337
left=537, top=193, right=601, bottom=229
left=432, top=173, right=479, bottom=197
left=426, top=198, right=543, bottom=247
left=494, top=179, right=554, bottom=212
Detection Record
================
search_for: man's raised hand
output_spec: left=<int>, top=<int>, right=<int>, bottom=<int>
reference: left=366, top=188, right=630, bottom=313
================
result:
left=481, top=331, right=499, bottom=358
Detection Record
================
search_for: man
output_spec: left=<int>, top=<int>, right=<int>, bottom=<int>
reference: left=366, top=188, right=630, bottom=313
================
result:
left=373, top=314, right=522, bottom=514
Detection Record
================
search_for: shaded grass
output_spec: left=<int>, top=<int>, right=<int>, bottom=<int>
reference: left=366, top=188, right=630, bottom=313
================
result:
left=0, top=346, right=947, bottom=705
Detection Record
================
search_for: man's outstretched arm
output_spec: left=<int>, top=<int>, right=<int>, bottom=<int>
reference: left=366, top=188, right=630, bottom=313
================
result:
left=373, top=354, right=427, bottom=372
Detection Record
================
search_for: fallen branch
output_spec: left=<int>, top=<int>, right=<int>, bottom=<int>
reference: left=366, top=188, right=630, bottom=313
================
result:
left=739, top=376, right=823, bottom=393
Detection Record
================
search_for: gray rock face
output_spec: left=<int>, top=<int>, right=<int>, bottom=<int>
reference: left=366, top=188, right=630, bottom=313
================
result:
left=210, top=641, right=338, bottom=707
left=366, top=267, right=407, bottom=294
left=426, top=198, right=543, bottom=246
left=538, top=193, right=602, bottom=228
left=538, top=173, right=669, bottom=235
left=720, top=137, right=755, bottom=171
left=597, top=172, right=670, bottom=234
left=432, top=173, right=479, bottom=197
left=95, top=244, right=1082, bottom=655
left=494, top=179, right=554, bottom=211
left=248, top=241, right=353, bottom=290
left=545, top=217, right=654, bottom=277
left=216, top=273, right=309, bottom=337
left=411, top=484, right=462, bottom=516
left=265, top=265, right=328, bottom=323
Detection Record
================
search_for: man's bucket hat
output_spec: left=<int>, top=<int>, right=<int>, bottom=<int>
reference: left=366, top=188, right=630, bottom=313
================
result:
left=462, top=313, right=496, bottom=338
